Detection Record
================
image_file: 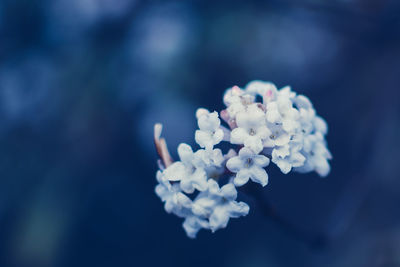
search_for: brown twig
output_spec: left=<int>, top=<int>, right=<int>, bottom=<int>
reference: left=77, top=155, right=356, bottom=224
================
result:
left=154, top=123, right=173, bottom=168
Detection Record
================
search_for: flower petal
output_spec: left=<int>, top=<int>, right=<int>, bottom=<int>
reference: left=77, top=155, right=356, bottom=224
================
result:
left=244, top=136, right=263, bottom=154
left=315, top=158, right=330, bottom=177
left=228, top=201, right=250, bottom=218
left=220, top=183, right=237, bottom=201
left=234, top=169, right=251, bottom=187
left=276, top=159, right=292, bottom=174
left=177, top=192, right=192, bottom=208
left=250, top=166, right=268, bottom=186
left=163, top=162, right=186, bottom=181
left=213, top=128, right=224, bottom=145
left=226, top=156, right=243, bottom=173
left=177, top=143, right=194, bottom=163
left=195, top=130, right=213, bottom=149
left=209, top=206, right=230, bottom=232
left=253, top=154, right=270, bottom=167
left=230, top=127, right=248, bottom=144
left=183, top=216, right=209, bottom=238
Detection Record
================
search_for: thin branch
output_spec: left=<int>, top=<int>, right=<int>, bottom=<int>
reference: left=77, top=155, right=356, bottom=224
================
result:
left=154, top=123, right=173, bottom=168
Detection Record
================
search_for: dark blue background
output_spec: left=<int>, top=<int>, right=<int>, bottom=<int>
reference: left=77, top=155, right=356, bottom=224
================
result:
left=0, top=0, right=400, bottom=266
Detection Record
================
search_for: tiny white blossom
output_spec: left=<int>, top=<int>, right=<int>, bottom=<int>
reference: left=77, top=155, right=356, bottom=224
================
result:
left=195, top=110, right=224, bottom=150
left=182, top=215, right=210, bottom=238
left=226, top=101, right=246, bottom=118
left=163, top=144, right=208, bottom=193
left=266, top=92, right=300, bottom=133
left=227, top=95, right=255, bottom=119
left=294, top=94, right=326, bottom=136
left=278, top=86, right=296, bottom=100
left=294, top=132, right=332, bottom=177
left=291, top=93, right=332, bottom=176
left=313, top=116, right=328, bottom=135
left=155, top=171, right=192, bottom=217
left=223, top=85, right=246, bottom=106
left=230, top=104, right=270, bottom=153
left=294, top=94, right=313, bottom=110
left=245, top=80, right=278, bottom=104
left=297, top=106, right=316, bottom=135
left=194, top=148, right=224, bottom=168
left=271, top=143, right=306, bottom=174
left=226, top=147, right=269, bottom=186
left=265, top=102, right=281, bottom=123
left=192, top=180, right=249, bottom=233
left=194, top=148, right=225, bottom=181
left=263, top=122, right=291, bottom=148
left=223, top=85, right=256, bottom=119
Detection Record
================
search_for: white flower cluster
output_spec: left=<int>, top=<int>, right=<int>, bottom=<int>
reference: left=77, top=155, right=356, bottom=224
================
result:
left=154, top=81, right=332, bottom=238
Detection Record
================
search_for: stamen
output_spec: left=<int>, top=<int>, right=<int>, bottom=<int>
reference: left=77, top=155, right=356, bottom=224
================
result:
left=245, top=157, right=253, bottom=168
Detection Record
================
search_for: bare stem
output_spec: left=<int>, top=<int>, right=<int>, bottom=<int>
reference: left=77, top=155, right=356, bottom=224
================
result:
left=154, top=123, right=173, bottom=168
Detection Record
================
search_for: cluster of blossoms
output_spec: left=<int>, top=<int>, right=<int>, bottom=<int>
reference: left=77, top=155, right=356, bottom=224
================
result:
left=154, top=81, right=332, bottom=238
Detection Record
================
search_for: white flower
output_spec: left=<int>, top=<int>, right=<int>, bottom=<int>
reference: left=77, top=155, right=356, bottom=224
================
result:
left=263, top=122, right=291, bottom=148
left=226, top=147, right=270, bottom=186
left=195, top=109, right=224, bottom=150
left=194, top=148, right=225, bottom=181
left=265, top=102, right=281, bottom=123
left=313, top=116, right=328, bottom=135
left=271, top=144, right=306, bottom=174
left=290, top=93, right=332, bottom=176
left=194, top=148, right=224, bottom=168
left=294, top=132, right=332, bottom=177
left=155, top=171, right=192, bottom=217
left=265, top=88, right=332, bottom=176
left=294, top=94, right=327, bottom=136
left=226, top=101, right=246, bottom=118
left=223, top=85, right=246, bottom=106
left=163, top=144, right=208, bottom=193
left=278, top=86, right=296, bottom=100
left=227, top=96, right=255, bottom=119
left=294, top=94, right=313, bottom=110
left=223, top=85, right=256, bottom=119
left=182, top=215, right=210, bottom=238
left=245, top=80, right=278, bottom=104
left=230, top=104, right=270, bottom=153
left=266, top=90, right=300, bottom=133
left=192, top=180, right=249, bottom=233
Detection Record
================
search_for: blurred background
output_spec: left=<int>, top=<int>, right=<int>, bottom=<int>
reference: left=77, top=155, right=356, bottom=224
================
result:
left=0, top=0, right=400, bottom=266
